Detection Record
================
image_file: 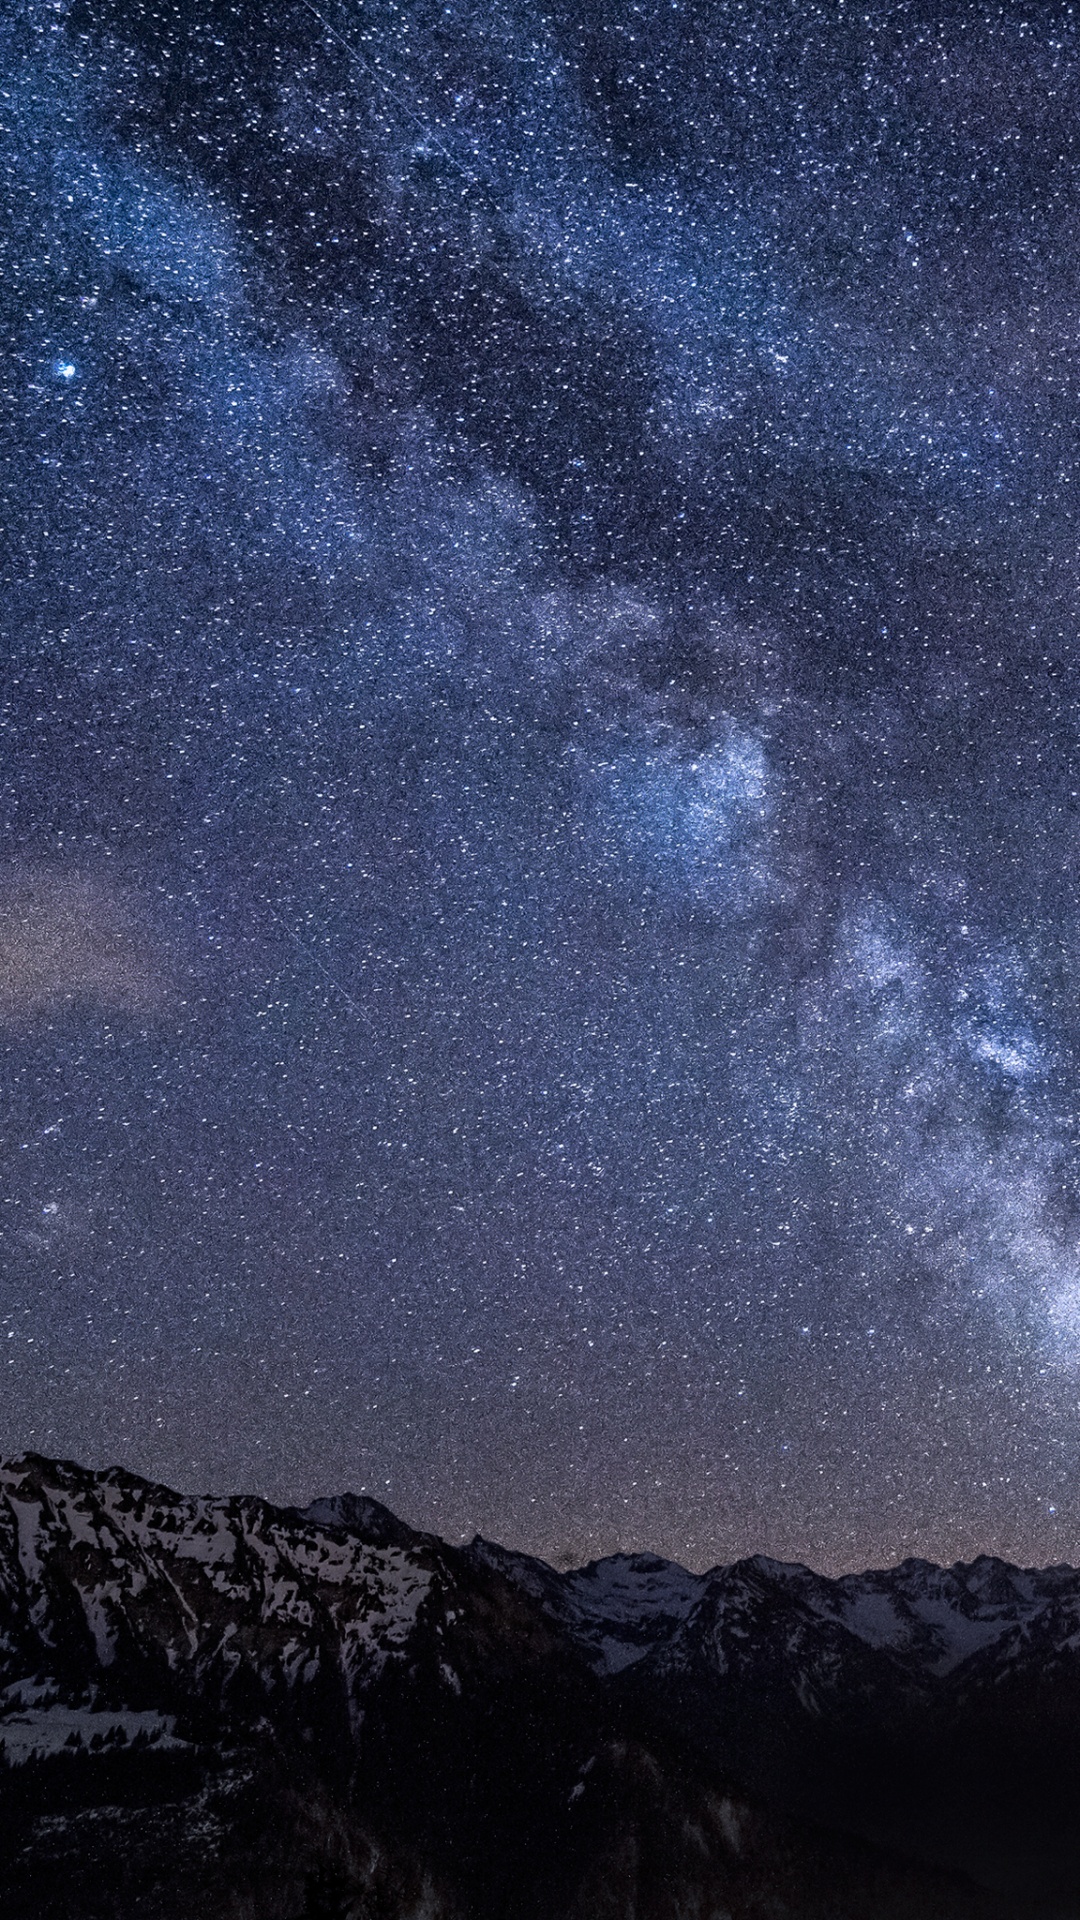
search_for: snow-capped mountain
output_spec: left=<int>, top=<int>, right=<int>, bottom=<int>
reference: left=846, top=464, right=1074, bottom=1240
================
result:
left=466, top=1535, right=1080, bottom=1901
left=0, top=1454, right=1075, bottom=1918
left=0, top=1455, right=434, bottom=1719
left=467, top=1538, right=703, bottom=1674
left=471, top=1535, right=1080, bottom=1688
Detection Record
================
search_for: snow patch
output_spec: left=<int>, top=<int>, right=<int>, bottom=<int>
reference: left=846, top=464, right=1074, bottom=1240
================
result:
left=0, top=1704, right=185, bottom=1763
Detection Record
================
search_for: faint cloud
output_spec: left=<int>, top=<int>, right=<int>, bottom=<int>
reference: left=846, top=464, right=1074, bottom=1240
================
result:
left=0, top=870, right=170, bottom=1027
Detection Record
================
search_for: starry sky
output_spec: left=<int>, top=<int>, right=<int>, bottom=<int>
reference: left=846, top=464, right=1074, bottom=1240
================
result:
left=5, top=0, right=1080, bottom=1573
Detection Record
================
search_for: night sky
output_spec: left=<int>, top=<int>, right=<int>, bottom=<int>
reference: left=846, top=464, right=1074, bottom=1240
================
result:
left=5, top=0, right=1080, bottom=1573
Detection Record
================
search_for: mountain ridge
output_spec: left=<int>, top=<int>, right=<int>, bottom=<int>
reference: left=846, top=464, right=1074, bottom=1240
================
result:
left=0, top=1451, right=1077, bottom=1918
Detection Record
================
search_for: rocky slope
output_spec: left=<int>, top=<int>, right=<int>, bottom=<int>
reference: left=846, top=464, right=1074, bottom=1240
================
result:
left=0, top=1454, right=1074, bottom=1918
left=468, top=1537, right=1080, bottom=1901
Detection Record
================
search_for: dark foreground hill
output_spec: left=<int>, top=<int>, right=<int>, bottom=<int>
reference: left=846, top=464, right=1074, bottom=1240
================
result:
left=0, top=1455, right=1077, bottom=1918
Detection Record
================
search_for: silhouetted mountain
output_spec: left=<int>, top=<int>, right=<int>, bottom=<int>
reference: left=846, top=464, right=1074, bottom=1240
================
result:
left=0, top=1455, right=1074, bottom=1917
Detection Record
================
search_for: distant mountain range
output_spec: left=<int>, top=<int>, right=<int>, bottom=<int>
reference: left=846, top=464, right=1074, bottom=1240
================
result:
left=2, top=1454, right=1079, bottom=1917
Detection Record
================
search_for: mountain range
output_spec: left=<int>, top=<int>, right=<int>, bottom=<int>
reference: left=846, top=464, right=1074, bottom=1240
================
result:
left=2, top=1454, right=1080, bottom=1917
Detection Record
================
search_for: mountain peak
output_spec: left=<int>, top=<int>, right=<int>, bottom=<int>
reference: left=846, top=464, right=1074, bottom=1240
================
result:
left=300, top=1490, right=423, bottom=1552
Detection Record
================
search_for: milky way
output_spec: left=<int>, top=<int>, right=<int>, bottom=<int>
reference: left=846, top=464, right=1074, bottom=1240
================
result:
left=4, top=0, right=1080, bottom=1572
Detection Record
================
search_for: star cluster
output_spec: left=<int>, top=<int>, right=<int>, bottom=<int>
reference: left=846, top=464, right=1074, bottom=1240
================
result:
left=4, top=0, right=1080, bottom=1571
